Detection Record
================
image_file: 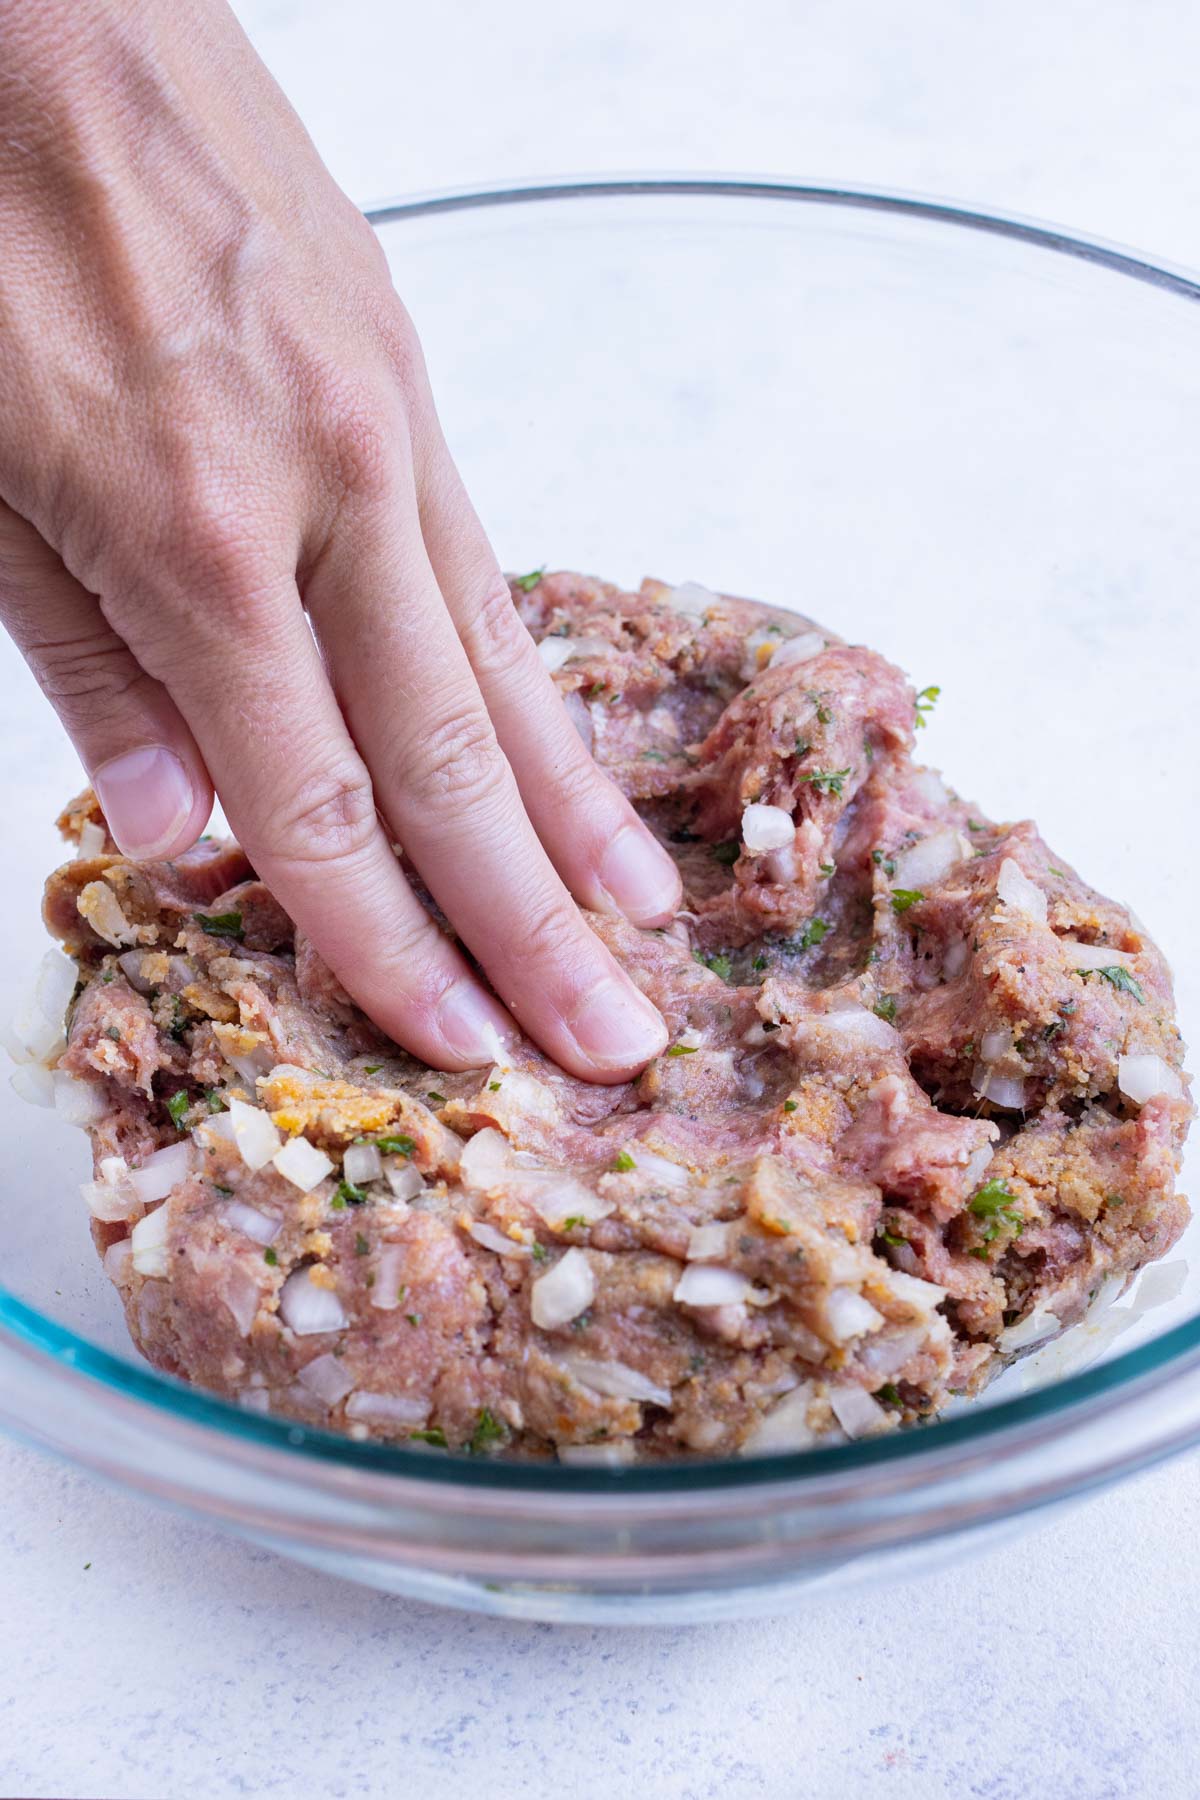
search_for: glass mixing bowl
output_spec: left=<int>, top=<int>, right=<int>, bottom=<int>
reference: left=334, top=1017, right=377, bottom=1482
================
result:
left=1, top=178, right=1198, bottom=1625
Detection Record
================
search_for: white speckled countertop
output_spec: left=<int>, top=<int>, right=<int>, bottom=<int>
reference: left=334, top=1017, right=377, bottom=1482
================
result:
left=6, top=5, right=1200, bottom=1795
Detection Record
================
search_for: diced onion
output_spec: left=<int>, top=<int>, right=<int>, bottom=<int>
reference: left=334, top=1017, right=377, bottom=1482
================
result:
left=117, top=950, right=154, bottom=993
left=632, top=1149, right=690, bottom=1191
left=384, top=1161, right=425, bottom=1203
left=883, top=1268, right=948, bottom=1312
left=910, top=769, right=950, bottom=809
left=77, top=820, right=107, bottom=858
left=820, top=1008, right=898, bottom=1051
left=229, top=1098, right=283, bottom=1172
left=686, top=1221, right=732, bottom=1261
left=8, top=946, right=79, bottom=1063
left=893, top=826, right=970, bottom=891
left=829, top=1386, right=893, bottom=1439
left=11, top=1063, right=54, bottom=1108
left=342, top=1143, right=382, bottom=1186
left=1060, top=940, right=1136, bottom=971
left=769, top=630, right=826, bottom=669
left=220, top=1264, right=262, bottom=1336
left=741, top=803, right=795, bottom=854
left=971, top=1066, right=1027, bottom=1110
left=459, top=1126, right=512, bottom=1190
left=530, top=1246, right=595, bottom=1329
left=278, top=1267, right=348, bottom=1336
left=130, top=1203, right=170, bottom=1278
left=77, top=879, right=137, bottom=948
left=81, top=1159, right=138, bottom=1223
left=483, top=1065, right=560, bottom=1122
left=824, top=1286, right=885, bottom=1343
left=467, top=1219, right=533, bottom=1258
left=103, top=1239, right=133, bottom=1284
left=345, top=1390, right=428, bottom=1426
left=961, top=1143, right=995, bottom=1192
left=536, top=636, right=573, bottom=672
left=980, top=1027, right=1013, bottom=1063
left=741, top=1384, right=818, bottom=1455
left=996, top=858, right=1048, bottom=923
left=238, top=1389, right=271, bottom=1414
left=673, top=1263, right=752, bottom=1308
left=297, top=1352, right=355, bottom=1407
left=128, top=1140, right=192, bottom=1205
left=943, top=937, right=970, bottom=979
left=558, top=1352, right=673, bottom=1407
left=223, top=1200, right=281, bottom=1245
left=521, top=1179, right=615, bottom=1227
left=998, top=1303, right=1061, bottom=1353
left=668, top=580, right=719, bottom=618
left=558, top=1440, right=637, bottom=1467
left=1118, top=1053, right=1184, bottom=1105
left=272, top=1134, right=334, bottom=1192
left=857, top=1325, right=926, bottom=1379
left=370, top=1242, right=408, bottom=1311
left=53, top=1070, right=107, bottom=1126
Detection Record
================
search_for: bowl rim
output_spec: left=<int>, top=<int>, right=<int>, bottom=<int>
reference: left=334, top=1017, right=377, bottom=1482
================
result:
left=2, top=173, right=1196, bottom=1496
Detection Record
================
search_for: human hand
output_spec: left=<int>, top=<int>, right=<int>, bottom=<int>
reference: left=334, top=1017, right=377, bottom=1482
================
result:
left=0, top=0, right=679, bottom=1080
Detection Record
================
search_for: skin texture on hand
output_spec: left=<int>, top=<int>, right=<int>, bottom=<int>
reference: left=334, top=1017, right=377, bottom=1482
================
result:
left=0, top=0, right=680, bottom=1080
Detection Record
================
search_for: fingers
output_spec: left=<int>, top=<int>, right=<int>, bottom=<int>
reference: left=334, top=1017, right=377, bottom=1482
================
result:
left=414, top=433, right=682, bottom=927
left=131, top=576, right=518, bottom=1073
left=304, top=497, right=668, bottom=1082
left=0, top=502, right=212, bottom=857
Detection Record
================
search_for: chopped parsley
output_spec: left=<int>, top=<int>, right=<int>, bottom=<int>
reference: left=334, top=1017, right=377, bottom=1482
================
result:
left=488, top=1080, right=502, bottom=1092
left=891, top=888, right=924, bottom=913
left=794, top=917, right=828, bottom=952
left=880, top=1229, right=907, bottom=1247
left=783, top=1099, right=798, bottom=1113
left=469, top=1407, right=507, bottom=1455
left=876, top=1384, right=902, bottom=1406
left=206, top=1090, right=227, bottom=1114
left=375, top=1134, right=415, bottom=1157
left=572, top=1311, right=593, bottom=1332
left=192, top=910, right=244, bottom=941
left=794, top=738, right=812, bottom=758
left=263, top=1247, right=278, bottom=1267
left=363, top=1063, right=383, bottom=1075
left=666, top=1042, right=699, bottom=1056
left=1106, top=1193, right=1127, bottom=1208
left=105, top=1025, right=122, bottom=1042
left=752, top=954, right=767, bottom=972
left=513, top=566, right=545, bottom=591
left=797, top=767, right=850, bottom=796
left=165, top=1089, right=190, bottom=1127
left=426, top=1091, right=447, bottom=1107
left=641, top=748, right=668, bottom=763
left=693, top=949, right=732, bottom=980
left=406, top=1312, right=421, bottom=1327
left=819, top=861, right=835, bottom=876
left=531, top=1242, right=548, bottom=1262
left=872, top=848, right=897, bottom=876
left=914, top=684, right=940, bottom=728
left=559, top=1215, right=588, bottom=1231
left=409, top=1426, right=447, bottom=1447
left=874, top=995, right=898, bottom=1023
left=967, top=819, right=985, bottom=833
left=334, top=1179, right=367, bottom=1207
left=711, top=840, right=741, bottom=866
left=611, top=1150, right=637, bottom=1173
left=1089, top=965, right=1145, bottom=1003
left=968, top=1177, right=1024, bottom=1242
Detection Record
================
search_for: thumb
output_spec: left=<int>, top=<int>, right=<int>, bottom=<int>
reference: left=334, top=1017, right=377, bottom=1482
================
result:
left=0, top=502, right=212, bottom=858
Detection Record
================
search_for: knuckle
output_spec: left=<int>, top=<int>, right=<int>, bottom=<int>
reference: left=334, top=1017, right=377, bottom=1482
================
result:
left=35, top=631, right=147, bottom=710
left=464, top=574, right=530, bottom=679
left=399, top=705, right=508, bottom=814
left=520, top=889, right=593, bottom=974
left=268, top=764, right=379, bottom=868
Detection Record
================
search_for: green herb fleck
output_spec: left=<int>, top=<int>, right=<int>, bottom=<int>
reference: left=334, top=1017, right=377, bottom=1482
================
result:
left=406, top=1312, right=421, bottom=1327
left=426, top=1091, right=446, bottom=1107
left=914, top=684, right=940, bottom=728
left=783, top=1099, right=798, bottom=1113
left=166, top=1089, right=189, bottom=1127
left=213, top=1183, right=233, bottom=1196
left=876, top=1384, right=902, bottom=1406
left=891, top=888, right=924, bottom=913
left=1106, top=1193, right=1126, bottom=1208
left=872, top=848, right=897, bottom=876
left=967, top=819, right=985, bottom=833
left=375, top=1134, right=415, bottom=1157
left=968, top=1177, right=1024, bottom=1241
left=363, top=1062, right=383, bottom=1075
left=513, top=566, right=545, bottom=591
left=797, top=767, right=850, bottom=796
left=105, top=1025, right=122, bottom=1042
left=611, top=1150, right=636, bottom=1173
left=819, top=861, right=835, bottom=876
left=641, top=748, right=667, bottom=763
left=1091, top=965, right=1145, bottom=1003
left=794, top=738, right=811, bottom=758
left=559, top=1215, right=588, bottom=1232
left=192, top=910, right=244, bottom=941
left=666, top=1042, right=699, bottom=1056
left=711, top=840, right=741, bottom=866
left=874, top=995, right=898, bottom=1023
left=354, top=1232, right=369, bottom=1256
left=531, top=1242, right=548, bottom=1262
left=1048, top=866, right=1066, bottom=878
left=880, top=1229, right=907, bottom=1247
left=469, top=1407, right=507, bottom=1455
left=409, top=1427, right=447, bottom=1447
left=693, top=949, right=732, bottom=981
left=263, top=1247, right=278, bottom=1267
left=488, top=1080, right=502, bottom=1092
left=335, top=1179, right=367, bottom=1207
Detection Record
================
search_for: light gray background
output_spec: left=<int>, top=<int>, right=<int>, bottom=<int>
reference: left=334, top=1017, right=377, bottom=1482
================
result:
left=5, top=4, right=1200, bottom=1796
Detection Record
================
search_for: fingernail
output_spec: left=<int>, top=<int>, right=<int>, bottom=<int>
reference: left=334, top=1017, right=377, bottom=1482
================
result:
left=596, top=826, right=681, bottom=925
left=438, top=979, right=516, bottom=1066
left=566, top=976, right=668, bottom=1070
left=93, top=746, right=195, bottom=860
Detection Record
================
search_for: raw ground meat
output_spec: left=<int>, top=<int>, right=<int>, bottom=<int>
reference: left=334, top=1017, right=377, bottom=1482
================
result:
left=28, top=570, right=1194, bottom=1462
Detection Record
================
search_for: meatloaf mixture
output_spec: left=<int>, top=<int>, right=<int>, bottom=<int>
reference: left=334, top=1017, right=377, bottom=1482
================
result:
left=24, top=571, right=1193, bottom=1462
